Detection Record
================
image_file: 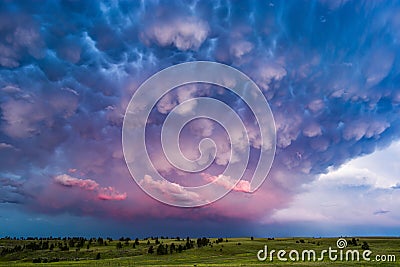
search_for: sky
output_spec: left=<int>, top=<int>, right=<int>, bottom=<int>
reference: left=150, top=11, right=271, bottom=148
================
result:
left=0, top=0, right=400, bottom=238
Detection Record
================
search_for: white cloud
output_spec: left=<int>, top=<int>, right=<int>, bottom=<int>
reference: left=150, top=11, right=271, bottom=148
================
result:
left=270, top=141, right=400, bottom=225
left=140, top=175, right=203, bottom=205
left=2, top=85, right=22, bottom=93
left=0, top=143, right=14, bottom=150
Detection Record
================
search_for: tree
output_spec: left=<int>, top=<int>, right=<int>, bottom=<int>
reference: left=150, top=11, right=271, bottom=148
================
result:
left=170, top=243, right=175, bottom=254
left=148, top=245, right=154, bottom=254
left=216, top=238, right=224, bottom=244
left=42, top=241, right=49, bottom=250
left=135, top=238, right=140, bottom=245
left=197, top=237, right=209, bottom=248
left=157, top=244, right=167, bottom=255
left=177, top=244, right=183, bottom=253
left=361, top=242, right=370, bottom=250
left=78, top=238, right=85, bottom=248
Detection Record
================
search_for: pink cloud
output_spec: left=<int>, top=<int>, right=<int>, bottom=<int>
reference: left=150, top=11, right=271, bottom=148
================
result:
left=54, top=174, right=98, bottom=190
left=202, top=173, right=251, bottom=193
left=54, top=174, right=127, bottom=201
left=98, top=187, right=127, bottom=201
left=27, top=166, right=291, bottom=223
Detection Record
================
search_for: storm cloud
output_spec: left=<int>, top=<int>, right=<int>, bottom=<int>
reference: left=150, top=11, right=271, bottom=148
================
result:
left=0, top=0, right=399, bottom=235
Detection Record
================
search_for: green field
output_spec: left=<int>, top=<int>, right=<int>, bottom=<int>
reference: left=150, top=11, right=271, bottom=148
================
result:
left=0, top=236, right=399, bottom=266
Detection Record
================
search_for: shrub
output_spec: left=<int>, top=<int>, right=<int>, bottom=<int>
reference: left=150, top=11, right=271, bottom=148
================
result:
left=49, top=258, right=59, bottom=263
left=32, top=258, right=41, bottom=263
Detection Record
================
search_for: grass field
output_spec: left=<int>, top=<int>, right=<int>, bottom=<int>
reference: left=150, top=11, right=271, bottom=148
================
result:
left=0, top=236, right=399, bottom=266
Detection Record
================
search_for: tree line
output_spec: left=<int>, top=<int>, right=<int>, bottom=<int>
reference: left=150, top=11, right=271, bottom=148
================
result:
left=0, top=235, right=228, bottom=259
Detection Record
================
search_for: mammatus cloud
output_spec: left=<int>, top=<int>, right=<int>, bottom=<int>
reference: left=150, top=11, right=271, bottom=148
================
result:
left=0, top=13, right=44, bottom=68
left=141, top=17, right=210, bottom=51
left=0, top=0, right=399, bottom=234
left=54, top=174, right=127, bottom=201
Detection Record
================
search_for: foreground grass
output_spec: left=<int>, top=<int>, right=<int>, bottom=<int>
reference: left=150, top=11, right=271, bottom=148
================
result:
left=0, top=237, right=399, bottom=266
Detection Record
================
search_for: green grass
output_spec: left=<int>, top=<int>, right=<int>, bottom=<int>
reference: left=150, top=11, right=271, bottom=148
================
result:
left=0, top=237, right=399, bottom=266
